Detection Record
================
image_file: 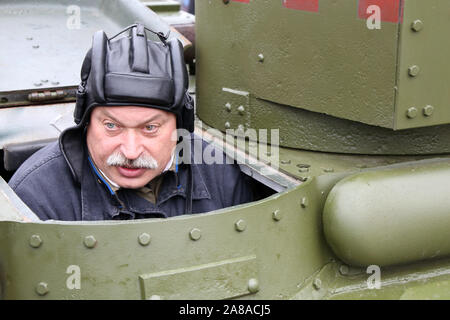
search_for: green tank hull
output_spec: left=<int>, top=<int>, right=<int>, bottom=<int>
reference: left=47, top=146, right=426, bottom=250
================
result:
left=0, top=0, right=449, bottom=300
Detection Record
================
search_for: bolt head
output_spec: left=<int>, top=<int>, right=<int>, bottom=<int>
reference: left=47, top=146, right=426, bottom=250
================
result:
left=29, top=235, right=43, bottom=248
left=280, top=159, right=291, bottom=165
left=408, top=65, right=420, bottom=77
left=237, top=105, right=245, bottom=115
left=272, top=210, right=283, bottom=221
left=258, top=53, right=264, bottom=62
left=339, top=265, right=350, bottom=275
left=235, top=219, right=247, bottom=232
left=224, top=122, right=231, bottom=129
left=138, top=233, right=151, bottom=246
left=301, top=197, right=309, bottom=208
left=423, top=105, right=434, bottom=117
left=84, top=235, right=97, bottom=248
left=248, top=278, right=259, bottom=293
left=36, top=282, right=49, bottom=296
left=313, top=278, right=322, bottom=290
left=406, top=107, right=418, bottom=119
left=189, top=228, right=202, bottom=241
left=411, top=19, right=423, bottom=32
left=225, top=103, right=231, bottom=112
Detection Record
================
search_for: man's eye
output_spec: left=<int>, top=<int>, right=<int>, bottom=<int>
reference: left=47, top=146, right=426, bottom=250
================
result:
left=105, top=122, right=116, bottom=130
left=145, top=125, right=158, bottom=133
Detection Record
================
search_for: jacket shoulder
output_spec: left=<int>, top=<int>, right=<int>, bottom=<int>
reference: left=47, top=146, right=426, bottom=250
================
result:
left=9, top=141, right=67, bottom=190
left=8, top=141, right=80, bottom=220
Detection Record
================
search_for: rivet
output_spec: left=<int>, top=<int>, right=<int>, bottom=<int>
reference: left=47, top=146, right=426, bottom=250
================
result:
left=299, top=176, right=309, bottom=182
left=32, top=44, right=40, bottom=49
left=406, top=107, right=418, bottom=119
left=411, top=19, right=423, bottom=32
left=423, top=105, right=434, bottom=117
left=298, top=167, right=309, bottom=173
left=34, top=82, right=42, bottom=87
left=138, top=233, right=151, bottom=246
left=297, top=164, right=310, bottom=169
left=41, top=79, right=48, bottom=83
left=339, top=265, right=349, bottom=275
left=237, top=105, right=245, bottom=115
left=280, top=159, right=291, bottom=165
left=149, top=295, right=162, bottom=300
left=272, top=210, right=283, bottom=221
left=248, top=278, right=259, bottom=293
left=189, top=228, right=202, bottom=241
left=51, top=81, right=60, bottom=85
left=29, top=235, right=43, bottom=248
left=84, top=235, right=97, bottom=248
left=36, top=282, right=49, bottom=296
left=224, top=122, right=231, bottom=129
left=258, top=53, right=264, bottom=62
left=408, top=65, right=420, bottom=77
left=301, top=197, right=309, bottom=208
left=235, top=219, right=247, bottom=232
left=323, top=168, right=334, bottom=173
left=313, top=278, right=322, bottom=290
left=225, top=102, right=231, bottom=112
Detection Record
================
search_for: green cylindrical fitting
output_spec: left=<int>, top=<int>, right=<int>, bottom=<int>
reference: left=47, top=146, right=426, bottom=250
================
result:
left=323, top=161, right=450, bottom=267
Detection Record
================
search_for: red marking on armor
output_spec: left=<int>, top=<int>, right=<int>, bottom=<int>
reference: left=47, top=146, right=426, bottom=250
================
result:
left=232, top=0, right=250, bottom=3
left=358, top=0, right=404, bottom=23
left=282, top=0, right=319, bottom=12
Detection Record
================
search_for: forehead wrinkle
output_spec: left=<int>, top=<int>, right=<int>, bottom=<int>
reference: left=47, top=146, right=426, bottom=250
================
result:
left=98, top=108, right=167, bottom=127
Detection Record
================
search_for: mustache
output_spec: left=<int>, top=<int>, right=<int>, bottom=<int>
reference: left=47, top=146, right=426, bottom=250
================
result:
left=106, top=151, right=158, bottom=169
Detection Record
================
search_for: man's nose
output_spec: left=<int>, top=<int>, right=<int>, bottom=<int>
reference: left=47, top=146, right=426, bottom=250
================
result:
left=120, top=130, right=144, bottom=160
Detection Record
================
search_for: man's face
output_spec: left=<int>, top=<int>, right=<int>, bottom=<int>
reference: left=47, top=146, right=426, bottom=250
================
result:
left=86, top=106, right=177, bottom=189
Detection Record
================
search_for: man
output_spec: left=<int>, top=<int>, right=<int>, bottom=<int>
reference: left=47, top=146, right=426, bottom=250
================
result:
left=9, top=24, right=253, bottom=221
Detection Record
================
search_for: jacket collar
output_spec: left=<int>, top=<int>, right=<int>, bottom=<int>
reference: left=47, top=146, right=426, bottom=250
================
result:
left=59, top=125, right=210, bottom=219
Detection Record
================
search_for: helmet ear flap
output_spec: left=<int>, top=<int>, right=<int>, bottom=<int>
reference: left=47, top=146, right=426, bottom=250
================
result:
left=74, top=48, right=92, bottom=125
left=181, top=92, right=195, bottom=133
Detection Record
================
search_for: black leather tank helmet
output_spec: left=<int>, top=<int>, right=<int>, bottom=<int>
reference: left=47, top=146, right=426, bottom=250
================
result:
left=74, top=23, right=194, bottom=132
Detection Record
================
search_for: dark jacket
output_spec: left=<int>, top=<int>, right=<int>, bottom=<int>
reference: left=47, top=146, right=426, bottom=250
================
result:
left=9, top=134, right=253, bottom=221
